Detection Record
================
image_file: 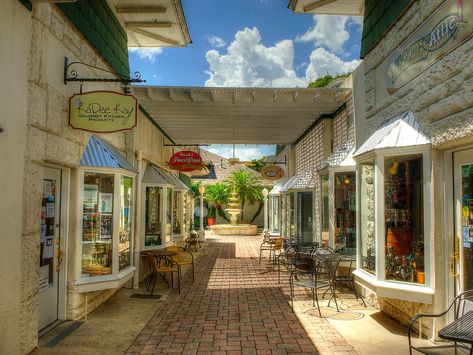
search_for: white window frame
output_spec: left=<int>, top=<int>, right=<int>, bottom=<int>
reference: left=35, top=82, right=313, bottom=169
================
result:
left=353, top=146, right=434, bottom=304
left=172, top=190, right=184, bottom=238
left=75, top=167, right=136, bottom=293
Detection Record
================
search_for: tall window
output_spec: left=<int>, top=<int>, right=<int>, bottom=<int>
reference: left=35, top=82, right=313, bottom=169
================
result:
left=119, top=176, right=132, bottom=270
left=271, top=196, right=280, bottom=233
left=145, top=186, right=162, bottom=247
left=360, top=162, right=376, bottom=274
left=384, top=155, right=424, bottom=283
left=173, top=191, right=182, bottom=235
left=321, top=175, right=329, bottom=247
left=334, top=172, right=356, bottom=252
left=297, top=192, right=313, bottom=242
left=166, top=188, right=173, bottom=243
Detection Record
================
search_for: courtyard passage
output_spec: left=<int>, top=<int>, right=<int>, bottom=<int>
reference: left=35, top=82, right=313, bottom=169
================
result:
left=127, top=235, right=356, bottom=355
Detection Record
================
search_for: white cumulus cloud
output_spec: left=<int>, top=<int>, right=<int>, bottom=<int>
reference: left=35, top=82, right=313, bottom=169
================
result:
left=207, top=35, right=227, bottom=48
left=305, top=47, right=361, bottom=81
left=205, top=27, right=307, bottom=87
left=128, top=47, right=163, bottom=62
left=296, top=15, right=360, bottom=52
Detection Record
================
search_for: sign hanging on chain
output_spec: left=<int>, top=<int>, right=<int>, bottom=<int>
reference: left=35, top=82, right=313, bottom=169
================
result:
left=169, top=151, right=206, bottom=172
left=69, top=91, right=137, bottom=133
left=261, top=164, right=285, bottom=180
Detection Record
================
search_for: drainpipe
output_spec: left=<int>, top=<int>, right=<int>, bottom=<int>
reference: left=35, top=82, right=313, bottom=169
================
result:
left=133, top=150, right=144, bottom=289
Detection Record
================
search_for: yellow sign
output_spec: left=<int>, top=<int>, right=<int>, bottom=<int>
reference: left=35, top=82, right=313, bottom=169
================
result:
left=69, top=91, right=137, bottom=133
left=261, top=165, right=285, bottom=181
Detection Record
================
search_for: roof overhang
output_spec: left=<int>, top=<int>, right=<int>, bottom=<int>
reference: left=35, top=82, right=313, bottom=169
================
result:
left=109, top=0, right=191, bottom=47
left=288, top=0, right=364, bottom=16
left=134, top=86, right=350, bottom=144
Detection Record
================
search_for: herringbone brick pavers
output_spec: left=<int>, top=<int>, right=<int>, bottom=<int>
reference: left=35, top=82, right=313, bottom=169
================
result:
left=126, top=235, right=356, bottom=355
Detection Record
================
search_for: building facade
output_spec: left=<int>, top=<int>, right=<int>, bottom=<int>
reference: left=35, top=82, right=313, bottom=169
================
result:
left=0, top=1, right=191, bottom=353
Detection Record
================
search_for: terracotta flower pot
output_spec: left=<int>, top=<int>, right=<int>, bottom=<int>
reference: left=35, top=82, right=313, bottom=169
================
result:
left=207, top=217, right=215, bottom=226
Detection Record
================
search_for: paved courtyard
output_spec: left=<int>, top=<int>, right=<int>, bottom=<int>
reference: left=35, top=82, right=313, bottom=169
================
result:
left=126, top=235, right=357, bottom=355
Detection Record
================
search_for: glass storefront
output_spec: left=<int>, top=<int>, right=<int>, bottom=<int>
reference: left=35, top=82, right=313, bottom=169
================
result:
left=81, top=172, right=134, bottom=277
left=173, top=191, right=182, bottom=235
left=297, top=192, right=313, bottom=243
left=359, top=162, right=376, bottom=274
left=385, top=155, right=424, bottom=283
left=271, top=195, right=281, bottom=234
left=334, top=172, right=356, bottom=251
left=166, top=187, right=173, bottom=243
left=145, top=186, right=163, bottom=247
left=321, top=175, right=329, bottom=247
left=289, top=192, right=296, bottom=239
left=460, top=163, right=473, bottom=291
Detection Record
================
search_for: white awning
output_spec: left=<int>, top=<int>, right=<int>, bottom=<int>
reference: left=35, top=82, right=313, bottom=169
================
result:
left=134, top=86, right=349, bottom=144
left=318, top=140, right=355, bottom=170
left=354, top=112, right=431, bottom=158
left=281, top=169, right=315, bottom=191
left=269, top=182, right=284, bottom=195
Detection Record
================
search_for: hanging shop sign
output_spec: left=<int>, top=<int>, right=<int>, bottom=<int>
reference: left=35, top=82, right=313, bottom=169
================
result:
left=387, top=0, right=472, bottom=91
left=169, top=151, right=205, bottom=172
left=69, top=91, right=137, bottom=133
left=261, top=164, right=285, bottom=180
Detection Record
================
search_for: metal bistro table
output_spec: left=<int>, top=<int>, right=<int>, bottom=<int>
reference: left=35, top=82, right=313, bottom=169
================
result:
left=141, top=249, right=178, bottom=294
left=438, top=311, right=473, bottom=354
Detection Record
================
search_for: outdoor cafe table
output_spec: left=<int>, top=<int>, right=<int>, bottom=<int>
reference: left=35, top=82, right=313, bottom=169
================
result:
left=438, top=311, right=473, bottom=354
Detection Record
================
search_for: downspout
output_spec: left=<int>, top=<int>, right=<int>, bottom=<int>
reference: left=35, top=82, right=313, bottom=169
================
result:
left=133, top=150, right=144, bottom=289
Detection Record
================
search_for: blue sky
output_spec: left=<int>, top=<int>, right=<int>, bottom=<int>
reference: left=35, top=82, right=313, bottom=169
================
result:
left=129, top=0, right=363, bottom=158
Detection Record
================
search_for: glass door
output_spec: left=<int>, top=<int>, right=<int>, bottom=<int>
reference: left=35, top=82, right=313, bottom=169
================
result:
left=39, top=167, right=62, bottom=330
left=297, top=192, right=313, bottom=243
left=454, top=149, right=473, bottom=299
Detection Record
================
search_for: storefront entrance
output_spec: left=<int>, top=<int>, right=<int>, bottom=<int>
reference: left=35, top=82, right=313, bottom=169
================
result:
left=297, top=192, right=313, bottom=243
left=454, top=149, right=473, bottom=298
left=39, top=167, right=64, bottom=331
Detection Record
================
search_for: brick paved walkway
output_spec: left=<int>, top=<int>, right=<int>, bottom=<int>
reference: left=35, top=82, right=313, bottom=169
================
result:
left=127, top=235, right=356, bottom=355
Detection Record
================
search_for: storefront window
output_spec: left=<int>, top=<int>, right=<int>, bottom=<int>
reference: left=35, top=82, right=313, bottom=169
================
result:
left=334, top=172, right=356, bottom=252
left=297, top=192, right=313, bottom=242
left=281, top=195, right=287, bottom=237
left=321, top=175, right=329, bottom=247
left=173, top=191, right=182, bottom=235
left=119, top=176, right=132, bottom=270
left=385, top=155, right=424, bottom=283
left=272, top=196, right=280, bottom=233
left=360, top=162, right=376, bottom=274
left=145, top=186, right=162, bottom=247
left=82, top=173, right=114, bottom=277
left=290, top=192, right=296, bottom=239
left=166, top=187, right=173, bottom=243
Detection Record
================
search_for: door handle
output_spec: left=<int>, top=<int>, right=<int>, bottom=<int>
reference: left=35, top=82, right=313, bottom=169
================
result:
left=56, top=249, right=63, bottom=272
left=450, top=253, right=459, bottom=277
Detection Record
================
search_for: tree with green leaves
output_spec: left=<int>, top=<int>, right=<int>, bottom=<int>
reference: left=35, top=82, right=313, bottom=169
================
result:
left=226, top=170, right=263, bottom=223
left=308, top=72, right=351, bottom=88
left=204, top=182, right=231, bottom=222
left=249, top=158, right=266, bottom=172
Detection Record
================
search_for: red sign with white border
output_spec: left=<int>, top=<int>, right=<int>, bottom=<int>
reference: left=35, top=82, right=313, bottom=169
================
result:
left=169, top=151, right=205, bottom=172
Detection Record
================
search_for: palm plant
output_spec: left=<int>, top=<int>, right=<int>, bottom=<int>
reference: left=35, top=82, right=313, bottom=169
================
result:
left=225, top=170, right=263, bottom=222
left=204, top=182, right=231, bottom=222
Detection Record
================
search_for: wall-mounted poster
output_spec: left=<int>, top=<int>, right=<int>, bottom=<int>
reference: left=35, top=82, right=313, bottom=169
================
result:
left=84, top=184, right=98, bottom=209
left=100, top=214, right=113, bottom=240
left=99, top=193, right=113, bottom=213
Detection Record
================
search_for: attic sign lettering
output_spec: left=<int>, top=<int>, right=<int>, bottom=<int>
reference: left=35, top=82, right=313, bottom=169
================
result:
left=69, top=91, right=137, bottom=133
left=169, top=151, right=205, bottom=172
left=387, top=0, right=471, bottom=91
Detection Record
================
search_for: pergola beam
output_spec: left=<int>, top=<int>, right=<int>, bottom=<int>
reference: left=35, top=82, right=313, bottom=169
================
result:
left=303, top=0, right=338, bottom=12
left=125, top=21, right=173, bottom=28
left=116, top=6, right=167, bottom=14
left=128, top=28, right=180, bottom=46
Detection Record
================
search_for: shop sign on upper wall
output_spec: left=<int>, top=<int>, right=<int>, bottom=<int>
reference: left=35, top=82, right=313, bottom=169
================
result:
left=69, top=91, right=137, bottom=133
left=261, top=164, right=285, bottom=181
left=387, top=0, right=472, bottom=91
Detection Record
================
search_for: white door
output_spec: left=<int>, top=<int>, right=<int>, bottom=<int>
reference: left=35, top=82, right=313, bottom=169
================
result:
left=38, top=167, right=62, bottom=330
left=453, top=149, right=473, bottom=299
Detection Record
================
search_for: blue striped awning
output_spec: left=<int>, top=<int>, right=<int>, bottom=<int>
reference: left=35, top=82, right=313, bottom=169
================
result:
left=80, top=136, right=137, bottom=173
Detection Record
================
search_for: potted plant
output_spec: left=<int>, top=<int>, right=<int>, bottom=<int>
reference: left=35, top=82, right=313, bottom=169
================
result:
left=207, top=206, right=216, bottom=226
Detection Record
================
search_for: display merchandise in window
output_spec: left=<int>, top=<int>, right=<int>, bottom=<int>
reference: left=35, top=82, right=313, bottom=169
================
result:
left=360, top=162, right=375, bottom=274
left=82, top=173, right=114, bottom=276
left=272, top=196, right=280, bottom=233
left=334, top=172, right=356, bottom=252
left=166, top=188, right=173, bottom=243
left=384, top=155, right=424, bottom=283
left=145, top=186, right=162, bottom=247
left=119, top=176, right=132, bottom=270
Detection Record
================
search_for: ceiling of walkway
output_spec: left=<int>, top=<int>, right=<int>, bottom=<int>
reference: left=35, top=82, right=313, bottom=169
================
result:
left=133, top=86, right=350, bottom=144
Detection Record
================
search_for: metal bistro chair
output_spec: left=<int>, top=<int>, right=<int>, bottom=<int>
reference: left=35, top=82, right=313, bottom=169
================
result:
left=165, top=245, right=195, bottom=283
left=408, top=290, right=473, bottom=354
left=259, top=232, right=284, bottom=264
left=147, top=253, right=180, bottom=295
left=290, top=253, right=341, bottom=317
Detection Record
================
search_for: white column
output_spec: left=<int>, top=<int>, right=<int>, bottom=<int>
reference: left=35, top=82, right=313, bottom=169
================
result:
left=262, top=188, right=269, bottom=233
left=198, top=184, right=205, bottom=240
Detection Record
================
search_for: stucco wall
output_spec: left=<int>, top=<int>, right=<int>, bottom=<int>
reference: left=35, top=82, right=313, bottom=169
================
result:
left=360, top=0, right=472, bottom=330
left=0, top=2, right=30, bottom=354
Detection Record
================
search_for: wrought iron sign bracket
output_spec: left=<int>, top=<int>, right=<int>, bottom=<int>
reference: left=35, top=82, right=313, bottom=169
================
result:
left=63, top=57, right=145, bottom=90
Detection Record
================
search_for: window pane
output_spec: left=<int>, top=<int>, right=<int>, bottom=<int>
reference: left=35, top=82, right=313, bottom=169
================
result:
left=82, top=173, right=114, bottom=277
left=166, top=188, right=172, bottom=243
left=145, top=186, right=162, bottom=247
left=297, top=192, right=313, bottom=242
left=334, top=172, right=356, bottom=252
left=321, top=175, right=329, bottom=247
left=385, top=155, right=424, bottom=283
left=360, top=162, right=376, bottom=274
left=173, top=191, right=182, bottom=234
left=290, top=192, right=296, bottom=239
left=119, top=176, right=132, bottom=270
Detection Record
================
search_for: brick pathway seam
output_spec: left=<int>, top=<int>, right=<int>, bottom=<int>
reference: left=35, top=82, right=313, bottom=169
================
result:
left=126, top=235, right=356, bottom=355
